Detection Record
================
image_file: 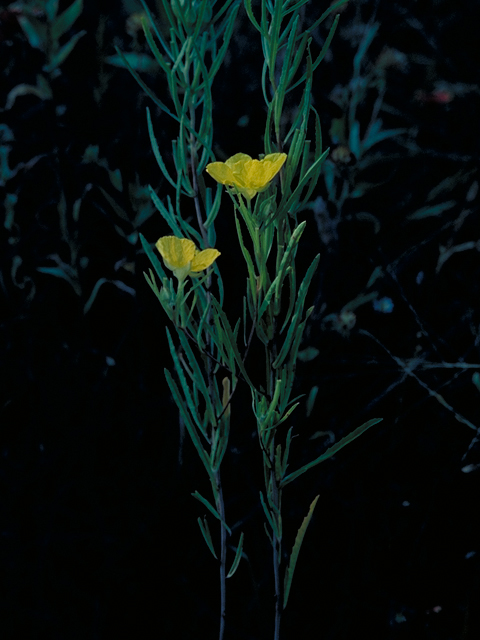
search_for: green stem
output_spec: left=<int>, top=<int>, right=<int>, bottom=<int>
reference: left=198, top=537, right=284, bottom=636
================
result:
left=188, top=102, right=228, bottom=640
left=215, top=470, right=227, bottom=640
left=266, top=322, right=282, bottom=640
left=271, top=455, right=282, bottom=640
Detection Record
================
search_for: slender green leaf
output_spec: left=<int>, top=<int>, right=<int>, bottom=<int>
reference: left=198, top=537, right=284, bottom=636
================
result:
left=43, top=30, right=86, bottom=72
left=140, top=233, right=168, bottom=282
left=281, top=418, right=383, bottom=487
left=362, top=125, right=407, bottom=152
left=140, top=0, right=174, bottom=62
left=286, top=13, right=340, bottom=93
left=284, top=30, right=309, bottom=95
left=83, top=277, right=110, bottom=314
left=283, top=495, right=319, bottom=608
left=37, top=266, right=80, bottom=295
left=267, top=402, right=299, bottom=434
left=244, top=0, right=262, bottom=33
left=208, top=3, right=240, bottom=81
left=98, top=186, right=129, bottom=222
left=349, top=119, right=361, bottom=159
left=159, top=0, right=182, bottom=39
left=277, top=264, right=295, bottom=326
left=279, top=149, right=329, bottom=219
left=353, top=22, right=379, bottom=78
left=176, top=328, right=215, bottom=424
left=17, top=15, right=47, bottom=51
left=306, top=385, right=319, bottom=417
left=45, top=0, right=59, bottom=22
left=149, top=187, right=183, bottom=235
left=210, top=297, right=254, bottom=388
left=197, top=516, right=217, bottom=559
left=407, top=200, right=456, bottom=220
left=277, top=14, right=300, bottom=94
left=260, top=378, right=283, bottom=434
left=277, top=252, right=319, bottom=341
left=192, top=490, right=232, bottom=534
left=164, top=368, right=214, bottom=482
left=227, top=532, right=244, bottom=578
left=282, top=426, right=294, bottom=476
left=260, top=491, right=280, bottom=539
left=143, top=269, right=164, bottom=309
left=211, top=423, right=230, bottom=471
left=426, top=168, right=475, bottom=202
left=113, top=46, right=180, bottom=121
left=166, top=328, right=205, bottom=433
left=311, top=13, right=339, bottom=73
left=142, top=20, right=171, bottom=77
left=267, top=0, right=284, bottom=84
left=294, top=14, right=339, bottom=90
left=146, top=108, right=178, bottom=190
left=52, top=0, right=83, bottom=41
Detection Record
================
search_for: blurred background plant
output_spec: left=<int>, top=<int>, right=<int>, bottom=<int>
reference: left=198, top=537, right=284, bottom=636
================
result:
left=1, top=0, right=479, bottom=638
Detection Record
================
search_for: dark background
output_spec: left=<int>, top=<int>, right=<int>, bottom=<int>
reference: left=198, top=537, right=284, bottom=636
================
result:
left=1, top=0, right=479, bottom=638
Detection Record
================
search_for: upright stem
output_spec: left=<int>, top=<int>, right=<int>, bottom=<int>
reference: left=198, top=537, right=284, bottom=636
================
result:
left=270, top=453, right=282, bottom=640
left=215, top=470, right=227, bottom=640
left=266, top=328, right=282, bottom=640
left=188, top=100, right=227, bottom=640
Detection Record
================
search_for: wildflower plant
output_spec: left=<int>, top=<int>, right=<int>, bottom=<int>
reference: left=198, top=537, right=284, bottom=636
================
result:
left=12, top=0, right=86, bottom=75
left=130, top=0, right=382, bottom=638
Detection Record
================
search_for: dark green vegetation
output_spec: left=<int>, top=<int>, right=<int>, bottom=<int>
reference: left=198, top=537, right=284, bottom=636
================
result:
left=1, top=0, right=479, bottom=638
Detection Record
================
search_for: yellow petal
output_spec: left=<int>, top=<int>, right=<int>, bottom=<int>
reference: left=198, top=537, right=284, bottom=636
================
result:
left=225, top=153, right=252, bottom=172
left=156, top=236, right=195, bottom=270
left=206, top=152, right=287, bottom=199
left=191, top=248, right=221, bottom=272
left=264, top=152, right=287, bottom=172
left=229, top=153, right=286, bottom=191
left=255, top=153, right=287, bottom=188
left=264, top=152, right=287, bottom=164
left=205, top=162, right=235, bottom=185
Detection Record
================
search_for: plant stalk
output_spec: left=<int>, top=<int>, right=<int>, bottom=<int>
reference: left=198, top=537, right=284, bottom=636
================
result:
left=215, top=471, right=227, bottom=640
left=270, top=451, right=282, bottom=640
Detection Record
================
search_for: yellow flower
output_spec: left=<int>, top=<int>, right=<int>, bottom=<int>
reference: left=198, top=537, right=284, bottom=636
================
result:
left=206, top=152, right=287, bottom=199
left=156, top=236, right=220, bottom=280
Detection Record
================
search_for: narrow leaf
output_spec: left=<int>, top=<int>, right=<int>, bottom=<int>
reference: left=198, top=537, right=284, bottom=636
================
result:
left=407, top=200, right=456, bottom=220
left=166, top=328, right=205, bottom=434
left=227, top=532, right=244, bottom=578
left=146, top=108, right=177, bottom=189
left=259, top=491, right=279, bottom=539
left=362, top=126, right=407, bottom=152
left=140, top=233, right=168, bottom=282
left=43, top=30, right=86, bottom=72
left=113, top=46, right=180, bottom=121
left=176, top=328, right=215, bottom=425
left=197, top=516, right=217, bottom=559
left=17, top=15, right=47, bottom=51
left=45, top=0, right=59, bottom=22
left=52, top=0, right=83, bottom=41
left=283, top=495, right=319, bottom=609
left=349, top=120, right=361, bottom=159
left=164, top=369, right=214, bottom=483
left=281, top=418, right=383, bottom=487
left=210, top=297, right=254, bottom=388
left=192, top=491, right=232, bottom=535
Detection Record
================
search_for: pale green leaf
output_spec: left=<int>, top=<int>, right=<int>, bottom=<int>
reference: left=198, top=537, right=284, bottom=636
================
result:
left=227, top=532, right=244, bottom=578
left=283, top=495, right=319, bottom=609
left=52, top=0, right=83, bottom=41
left=281, top=418, right=383, bottom=487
